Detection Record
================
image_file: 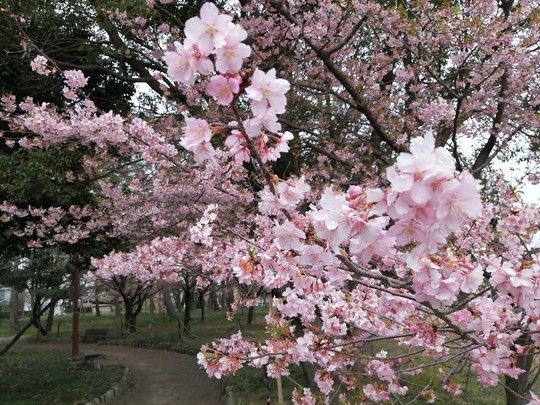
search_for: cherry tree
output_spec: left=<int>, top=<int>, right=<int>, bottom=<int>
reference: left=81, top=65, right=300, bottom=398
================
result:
left=89, top=237, right=186, bottom=332
left=3, top=0, right=540, bottom=404
left=150, top=2, right=540, bottom=404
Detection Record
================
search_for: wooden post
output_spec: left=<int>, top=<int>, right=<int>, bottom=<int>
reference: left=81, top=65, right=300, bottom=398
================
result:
left=268, top=290, right=284, bottom=405
left=71, top=264, right=80, bottom=356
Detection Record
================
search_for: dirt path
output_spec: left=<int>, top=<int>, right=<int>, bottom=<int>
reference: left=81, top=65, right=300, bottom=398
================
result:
left=91, top=343, right=223, bottom=405
left=0, top=338, right=223, bottom=405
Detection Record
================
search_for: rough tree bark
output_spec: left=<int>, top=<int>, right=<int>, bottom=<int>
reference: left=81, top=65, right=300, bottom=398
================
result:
left=505, top=334, right=534, bottom=405
left=197, top=288, right=207, bottom=322
left=183, top=278, right=193, bottom=332
left=45, top=299, right=57, bottom=332
left=247, top=306, right=255, bottom=325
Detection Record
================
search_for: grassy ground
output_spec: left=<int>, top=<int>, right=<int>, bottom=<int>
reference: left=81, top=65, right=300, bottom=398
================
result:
left=0, top=309, right=535, bottom=404
left=0, top=347, right=124, bottom=405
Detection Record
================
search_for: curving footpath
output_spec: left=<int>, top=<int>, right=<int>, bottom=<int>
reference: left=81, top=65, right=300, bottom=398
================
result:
left=86, top=343, right=223, bottom=405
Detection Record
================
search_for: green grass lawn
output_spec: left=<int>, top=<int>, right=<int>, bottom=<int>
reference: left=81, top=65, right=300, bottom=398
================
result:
left=0, top=347, right=124, bottom=405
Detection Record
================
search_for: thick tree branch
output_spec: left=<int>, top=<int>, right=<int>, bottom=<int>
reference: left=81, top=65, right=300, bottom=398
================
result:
left=92, top=7, right=187, bottom=104
left=268, top=0, right=403, bottom=153
left=471, top=71, right=509, bottom=177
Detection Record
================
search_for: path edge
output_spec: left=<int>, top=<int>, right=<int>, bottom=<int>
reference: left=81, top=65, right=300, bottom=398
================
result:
left=84, top=364, right=130, bottom=405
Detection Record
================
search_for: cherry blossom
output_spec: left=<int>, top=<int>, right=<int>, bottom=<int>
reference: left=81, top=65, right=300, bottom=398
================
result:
left=179, top=117, right=216, bottom=163
left=162, top=42, right=198, bottom=85
left=206, top=74, right=241, bottom=105
left=273, top=220, right=306, bottom=251
left=163, top=41, right=214, bottom=85
left=184, top=2, right=233, bottom=54
left=245, top=68, right=290, bottom=116
left=214, top=24, right=252, bottom=73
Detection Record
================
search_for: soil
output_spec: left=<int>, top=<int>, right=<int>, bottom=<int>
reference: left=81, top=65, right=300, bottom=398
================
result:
left=0, top=337, right=223, bottom=405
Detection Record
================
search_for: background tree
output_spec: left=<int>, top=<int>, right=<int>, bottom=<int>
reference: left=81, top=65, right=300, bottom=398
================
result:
left=0, top=249, right=70, bottom=355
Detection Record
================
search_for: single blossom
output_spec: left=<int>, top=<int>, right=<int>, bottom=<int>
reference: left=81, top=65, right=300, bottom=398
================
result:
left=243, top=107, right=282, bottom=137
left=214, top=24, right=252, bottom=73
left=225, top=130, right=250, bottom=162
left=30, top=55, right=51, bottom=75
left=436, top=172, right=482, bottom=231
left=274, top=220, right=306, bottom=251
left=245, top=68, right=290, bottom=116
left=206, top=75, right=241, bottom=105
left=184, top=2, right=233, bottom=54
left=163, top=42, right=197, bottom=85
left=181, top=117, right=213, bottom=147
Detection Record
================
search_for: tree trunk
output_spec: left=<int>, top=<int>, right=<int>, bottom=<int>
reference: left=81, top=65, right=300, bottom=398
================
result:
left=162, top=289, right=188, bottom=340
left=45, top=300, right=57, bottom=332
left=9, top=288, right=20, bottom=333
left=505, top=335, right=534, bottom=405
left=221, top=287, right=226, bottom=310
left=197, top=289, right=206, bottom=322
left=114, top=296, right=122, bottom=317
left=210, top=289, right=220, bottom=311
left=94, top=290, right=101, bottom=317
left=184, top=282, right=192, bottom=332
left=163, top=289, right=179, bottom=320
left=226, top=286, right=234, bottom=311
left=247, top=306, right=255, bottom=325
left=34, top=317, right=47, bottom=336
left=31, top=297, right=48, bottom=336
left=176, top=288, right=184, bottom=312
left=124, top=301, right=137, bottom=333
left=1, top=319, right=36, bottom=356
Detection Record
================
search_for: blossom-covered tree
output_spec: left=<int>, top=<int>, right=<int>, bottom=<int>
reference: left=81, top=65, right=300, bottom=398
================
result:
left=3, top=0, right=540, bottom=404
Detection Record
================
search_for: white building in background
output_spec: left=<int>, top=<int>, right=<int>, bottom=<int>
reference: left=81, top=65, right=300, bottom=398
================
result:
left=0, top=286, right=10, bottom=307
left=0, top=286, right=20, bottom=314
left=0, top=286, right=64, bottom=315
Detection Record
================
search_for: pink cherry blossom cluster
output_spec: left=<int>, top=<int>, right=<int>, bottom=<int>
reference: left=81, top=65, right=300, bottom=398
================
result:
left=162, top=2, right=250, bottom=85
left=259, top=176, right=311, bottom=214
left=29, top=56, right=87, bottom=100
left=407, top=252, right=483, bottom=308
left=267, top=134, right=483, bottom=270
left=62, top=69, right=88, bottom=100
left=189, top=204, right=218, bottom=246
left=30, top=55, right=52, bottom=75
left=5, top=96, right=178, bottom=165
left=197, top=332, right=256, bottom=379
left=90, top=237, right=186, bottom=285
left=194, top=130, right=487, bottom=402
left=485, top=255, right=540, bottom=311
left=0, top=200, right=108, bottom=247
left=368, top=133, right=483, bottom=255
left=162, top=3, right=293, bottom=166
left=471, top=346, right=524, bottom=387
